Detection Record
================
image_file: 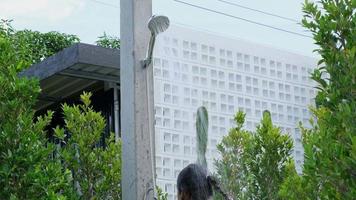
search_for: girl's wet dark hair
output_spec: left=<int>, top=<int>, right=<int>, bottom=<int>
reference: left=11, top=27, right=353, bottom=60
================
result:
left=177, top=163, right=212, bottom=200
left=177, top=164, right=230, bottom=200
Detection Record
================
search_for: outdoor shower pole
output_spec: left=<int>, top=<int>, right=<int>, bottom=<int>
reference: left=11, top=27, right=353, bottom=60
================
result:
left=120, top=0, right=155, bottom=199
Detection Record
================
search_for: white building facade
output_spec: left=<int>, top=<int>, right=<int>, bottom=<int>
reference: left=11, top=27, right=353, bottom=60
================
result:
left=153, top=25, right=317, bottom=199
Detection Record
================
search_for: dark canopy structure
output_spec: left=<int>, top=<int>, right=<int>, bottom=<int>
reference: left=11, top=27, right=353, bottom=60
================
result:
left=20, top=43, right=121, bottom=139
left=20, top=43, right=120, bottom=111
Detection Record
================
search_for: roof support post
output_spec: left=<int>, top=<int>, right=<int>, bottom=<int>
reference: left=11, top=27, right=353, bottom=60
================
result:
left=120, top=0, right=155, bottom=199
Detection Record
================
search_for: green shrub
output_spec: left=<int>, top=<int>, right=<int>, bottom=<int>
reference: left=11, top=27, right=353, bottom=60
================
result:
left=156, top=186, right=168, bottom=200
left=54, top=92, right=122, bottom=199
left=1, top=20, right=123, bottom=199
left=96, top=32, right=120, bottom=49
left=214, top=111, right=293, bottom=200
left=0, top=25, right=75, bottom=200
left=280, top=0, right=356, bottom=199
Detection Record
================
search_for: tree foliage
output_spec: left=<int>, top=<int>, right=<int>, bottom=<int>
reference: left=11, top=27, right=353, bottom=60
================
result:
left=0, top=19, right=79, bottom=68
left=278, top=157, right=307, bottom=200
left=13, top=29, right=79, bottom=64
left=156, top=186, right=168, bottom=200
left=214, top=111, right=251, bottom=200
left=96, top=32, right=120, bottom=49
left=248, top=111, right=293, bottom=200
left=0, top=23, right=76, bottom=200
left=1, top=20, right=123, bottom=199
left=280, top=0, right=356, bottom=199
left=215, top=111, right=294, bottom=200
left=54, top=92, right=122, bottom=200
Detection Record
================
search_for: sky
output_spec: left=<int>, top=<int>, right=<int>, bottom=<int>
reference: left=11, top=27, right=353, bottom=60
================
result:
left=0, top=0, right=317, bottom=57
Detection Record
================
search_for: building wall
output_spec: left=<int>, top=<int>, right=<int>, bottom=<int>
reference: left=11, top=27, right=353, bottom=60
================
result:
left=153, top=25, right=317, bottom=199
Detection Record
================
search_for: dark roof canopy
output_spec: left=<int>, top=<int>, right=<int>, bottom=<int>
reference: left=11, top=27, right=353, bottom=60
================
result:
left=20, top=43, right=120, bottom=111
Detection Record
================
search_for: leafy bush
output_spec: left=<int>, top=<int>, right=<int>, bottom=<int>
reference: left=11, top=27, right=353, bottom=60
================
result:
left=214, top=111, right=293, bottom=200
left=0, top=24, right=76, bottom=200
left=54, top=92, right=122, bottom=199
left=96, top=32, right=120, bottom=49
left=1, top=20, right=122, bottom=199
left=280, top=1, right=356, bottom=199
left=156, top=186, right=168, bottom=200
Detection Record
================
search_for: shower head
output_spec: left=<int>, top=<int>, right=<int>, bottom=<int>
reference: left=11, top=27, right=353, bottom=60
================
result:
left=143, top=15, right=170, bottom=67
left=148, top=15, right=170, bottom=36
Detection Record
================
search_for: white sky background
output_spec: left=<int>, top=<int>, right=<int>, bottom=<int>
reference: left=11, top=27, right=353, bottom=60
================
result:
left=0, top=0, right=317, bottom=57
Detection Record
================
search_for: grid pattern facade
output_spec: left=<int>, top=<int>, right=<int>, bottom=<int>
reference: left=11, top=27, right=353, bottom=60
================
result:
left=153, top=25, right=317, bottom=199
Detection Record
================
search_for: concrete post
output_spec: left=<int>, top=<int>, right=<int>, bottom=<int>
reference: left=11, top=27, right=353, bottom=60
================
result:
left=120, top=0, right=155, bottom=199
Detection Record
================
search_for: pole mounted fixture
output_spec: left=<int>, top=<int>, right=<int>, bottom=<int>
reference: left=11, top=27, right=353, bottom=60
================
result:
left=142, top=15, right=169, bottom=200
left=142, top=15, right=170, bottom=68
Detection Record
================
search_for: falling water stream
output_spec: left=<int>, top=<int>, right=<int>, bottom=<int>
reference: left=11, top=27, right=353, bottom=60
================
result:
left=177, top=107, right=230, bottom=200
